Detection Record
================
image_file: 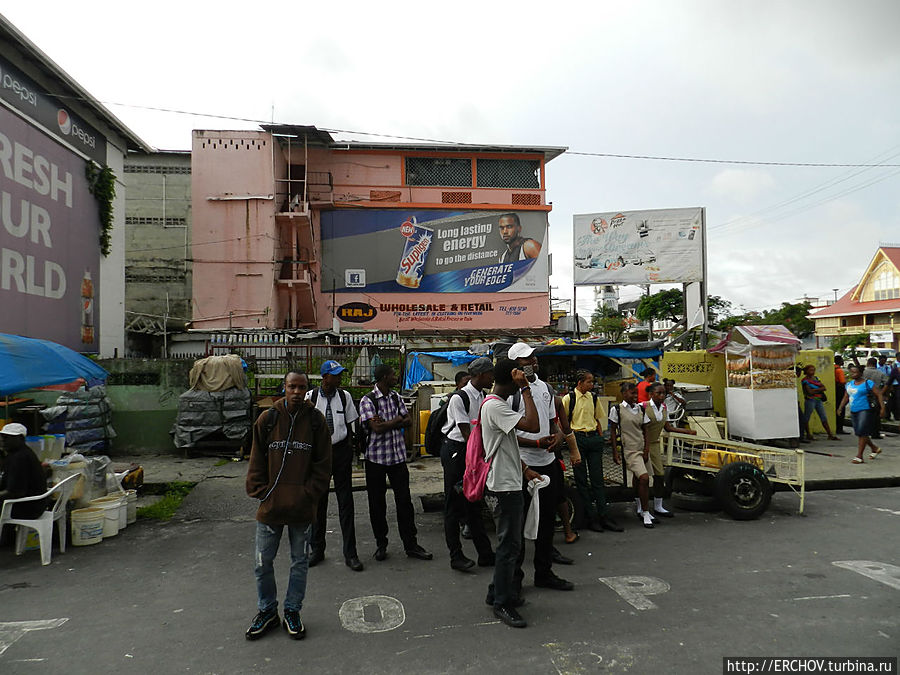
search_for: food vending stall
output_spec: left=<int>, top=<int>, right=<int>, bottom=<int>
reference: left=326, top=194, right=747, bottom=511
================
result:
left=712, top=325, right=800, bottom=441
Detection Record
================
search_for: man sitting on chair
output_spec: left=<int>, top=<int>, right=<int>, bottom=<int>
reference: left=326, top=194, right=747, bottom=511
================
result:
left=0, top=423, right=48, bottom=525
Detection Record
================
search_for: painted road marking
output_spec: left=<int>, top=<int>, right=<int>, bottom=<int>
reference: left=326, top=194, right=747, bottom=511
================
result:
left=339, top=595, right=405, bottom=633
left=598, top=576, right=670, bottom=610
left=792, top=594, right=852, bottom=601
left=0, top=619, right=68, bottom=657
left=832, top=560, right=900, bottom=591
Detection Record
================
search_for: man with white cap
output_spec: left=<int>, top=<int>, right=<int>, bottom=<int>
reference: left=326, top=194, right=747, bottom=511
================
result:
left=306, top=360, right=363, bottom=572
left=0, top=423, right=48, bottom=521
left=505, top=342, right=574, bottom=594
left=440, top=356, right=496, bottom=572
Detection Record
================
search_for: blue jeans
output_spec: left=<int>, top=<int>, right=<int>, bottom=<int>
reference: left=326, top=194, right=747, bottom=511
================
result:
left=254, top=521, right=311, bottom=613
left=484, top=489, right=523, bottom=608
left=803, top=398, right=828, bottom=425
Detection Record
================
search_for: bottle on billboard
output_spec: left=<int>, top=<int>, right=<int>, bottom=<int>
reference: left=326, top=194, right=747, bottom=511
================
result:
left=396, top=218, right=433, bottom=289
left=81, top=270, right=94, bottom=344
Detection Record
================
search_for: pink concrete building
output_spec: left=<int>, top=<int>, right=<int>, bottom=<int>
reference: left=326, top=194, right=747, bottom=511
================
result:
left=190, top=125, right=564, bottom=334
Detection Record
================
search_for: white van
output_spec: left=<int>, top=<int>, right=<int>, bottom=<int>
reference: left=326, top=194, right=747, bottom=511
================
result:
left=842, top=347, right=897, bottom=364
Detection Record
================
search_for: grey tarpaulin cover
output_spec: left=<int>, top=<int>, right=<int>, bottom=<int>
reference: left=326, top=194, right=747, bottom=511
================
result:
left=171, top=388, right=252, bottom=449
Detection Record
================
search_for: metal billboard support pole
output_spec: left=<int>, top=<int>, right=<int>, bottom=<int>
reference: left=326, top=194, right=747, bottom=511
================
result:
left=700, top=207, right=709, bottom=349
left=573, top=284, right=579, bottom=339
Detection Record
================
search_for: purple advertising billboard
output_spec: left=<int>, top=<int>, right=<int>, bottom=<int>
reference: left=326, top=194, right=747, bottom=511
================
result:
left=0, top=105, right=100, bottom=352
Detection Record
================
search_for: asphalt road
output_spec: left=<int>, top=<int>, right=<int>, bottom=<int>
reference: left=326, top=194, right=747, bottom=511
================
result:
left=1, top=478, right=898, bottom=674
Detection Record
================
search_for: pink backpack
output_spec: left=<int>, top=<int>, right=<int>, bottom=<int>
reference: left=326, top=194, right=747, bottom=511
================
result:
left=463, top=395, right=502, bottom=502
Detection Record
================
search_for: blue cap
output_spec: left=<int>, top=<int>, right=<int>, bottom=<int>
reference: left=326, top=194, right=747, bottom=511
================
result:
left=320, top=360, right=346, bottom=376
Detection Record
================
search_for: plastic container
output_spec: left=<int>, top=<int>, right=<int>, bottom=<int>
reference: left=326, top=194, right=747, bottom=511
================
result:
left=71, top=507, right=105, bottom=546
left=89, top=496, right=123, bottom=538
left=25, top=436, right=44, bottom=458
left=125, top=490, right=137, bottom=524
left=50, top=461, right=86, bottom=501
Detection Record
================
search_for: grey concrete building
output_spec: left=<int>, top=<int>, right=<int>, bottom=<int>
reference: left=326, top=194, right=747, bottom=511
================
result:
left=123, top=150, right=192, bottom=356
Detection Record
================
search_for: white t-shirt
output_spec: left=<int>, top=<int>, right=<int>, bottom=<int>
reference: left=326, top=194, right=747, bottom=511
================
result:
left=608, top=401, right=651, bottom=426
left=441, top=383, right=485, bottom=442
left=305, top=387, right=359, bottom=444
left=645, top=399, right=666, bottom=422
left=481, top=396, right=524, bottom=493
left=509, top=378, right=557, bottom=467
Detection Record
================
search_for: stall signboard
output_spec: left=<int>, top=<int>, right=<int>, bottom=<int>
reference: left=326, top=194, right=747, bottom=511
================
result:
left=869, top=330, right=893, bottom=343
left=321, top=209, right=549, bottom=294
left=0, top=105, right=99, bottom=352
left=573, top=207, right=704, bottom=285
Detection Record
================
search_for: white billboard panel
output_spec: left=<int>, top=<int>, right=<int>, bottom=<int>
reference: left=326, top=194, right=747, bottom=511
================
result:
left=573, top=207, right=704, bottom=285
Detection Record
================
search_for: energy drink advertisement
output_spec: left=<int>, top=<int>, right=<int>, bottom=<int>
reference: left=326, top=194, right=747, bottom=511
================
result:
left=395, top=217, right=433, bottom=288
left=321, top=210, right=549, bottom=294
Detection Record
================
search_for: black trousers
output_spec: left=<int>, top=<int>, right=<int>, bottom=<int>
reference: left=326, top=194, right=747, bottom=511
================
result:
left=514, top=458, right=563, bottom=591
left=312, top=438, right=357, bottom=559
left=365, top=459, right=418, bottom=550
left=441, top=437, right=493, bottom=560
left=835, top=382, right=847, bottom=431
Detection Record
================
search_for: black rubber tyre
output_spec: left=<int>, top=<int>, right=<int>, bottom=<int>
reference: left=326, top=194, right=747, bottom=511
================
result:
left=714, top=461, right=772, bottom=520
left=670, top=491, right=720, bottom=512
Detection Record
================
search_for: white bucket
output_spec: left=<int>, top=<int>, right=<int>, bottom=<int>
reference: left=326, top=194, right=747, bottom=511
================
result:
left=125, top=490, right=137, bottom=524
left=71, top=507, right=105, bottom=546
left=89, top=496, right=122, bottom=538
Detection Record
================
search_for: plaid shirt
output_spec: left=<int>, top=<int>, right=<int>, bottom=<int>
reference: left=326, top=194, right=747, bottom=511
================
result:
left=359, top=387, right=408, bottom=466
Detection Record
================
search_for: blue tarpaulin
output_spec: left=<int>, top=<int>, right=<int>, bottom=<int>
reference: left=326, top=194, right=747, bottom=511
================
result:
left=403, top=351, right=481, bottom=390
left=0, top=332, right=109, bottom=396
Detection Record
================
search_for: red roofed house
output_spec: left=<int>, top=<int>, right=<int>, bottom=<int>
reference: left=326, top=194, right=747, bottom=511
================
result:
left=808, top=246, right=900, bottom=351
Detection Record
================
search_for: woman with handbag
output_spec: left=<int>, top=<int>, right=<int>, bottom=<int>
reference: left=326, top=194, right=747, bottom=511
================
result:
left=801, top=365, right=838, bottom=441
left=837, top=363, right=885, bottom=464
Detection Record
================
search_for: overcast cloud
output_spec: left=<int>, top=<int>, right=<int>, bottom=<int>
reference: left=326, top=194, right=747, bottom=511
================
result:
left=5, top=0, right=899, bottom=319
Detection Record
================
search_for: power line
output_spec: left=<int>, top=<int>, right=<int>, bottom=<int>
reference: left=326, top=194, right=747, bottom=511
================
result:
left=43, top=90, right=900, bottom=169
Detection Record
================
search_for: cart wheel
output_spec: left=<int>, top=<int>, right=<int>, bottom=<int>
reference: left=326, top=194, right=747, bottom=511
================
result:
left=714, top=461, right=772, bottom=520
left=671, top=491, right=720, bottom=512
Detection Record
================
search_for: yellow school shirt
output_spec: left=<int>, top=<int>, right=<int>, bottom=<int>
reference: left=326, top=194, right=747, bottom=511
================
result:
left=568, top=389, right=606, bottom=433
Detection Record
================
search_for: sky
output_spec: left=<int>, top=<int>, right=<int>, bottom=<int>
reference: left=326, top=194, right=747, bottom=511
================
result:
left=5, top=1, right=899, bottom=320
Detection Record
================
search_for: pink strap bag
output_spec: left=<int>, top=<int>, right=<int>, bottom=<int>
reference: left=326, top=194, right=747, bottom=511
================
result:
left=463, top=395, right=501, bottom=502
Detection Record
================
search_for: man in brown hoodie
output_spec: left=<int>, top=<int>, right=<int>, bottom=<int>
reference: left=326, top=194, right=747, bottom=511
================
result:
left=245, top=371, right=332, bottom=641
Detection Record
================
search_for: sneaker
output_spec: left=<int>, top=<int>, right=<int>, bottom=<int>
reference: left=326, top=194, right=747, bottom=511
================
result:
left=283, top=610, right=306, bottom=640
left=245, top=607, right=279, bottom=640
left=493, top=605, right=527, bottom=628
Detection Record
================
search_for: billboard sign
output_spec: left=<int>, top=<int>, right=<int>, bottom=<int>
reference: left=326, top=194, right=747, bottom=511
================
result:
left=0, top=53, right=107, bottom=165
left=0, top=105, right=100, bottom=351
left=573, top=207, right=704, bottom=285
left=321, top=209, right=549, bottom=294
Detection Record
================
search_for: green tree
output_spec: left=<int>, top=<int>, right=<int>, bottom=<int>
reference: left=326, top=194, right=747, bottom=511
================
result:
left=635, top=288, right=733, bottom=329
left=590, top=305, right=628, bottom=342
left=762, top=301, right=816, bottom=338
left=828, top=332, right=868, bottom=355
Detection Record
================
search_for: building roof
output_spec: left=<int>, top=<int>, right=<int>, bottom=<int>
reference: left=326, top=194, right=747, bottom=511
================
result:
left=808, top=246, right=900, bottom=319
left=260, top=124, right=567, bottom=163
left=0, top=15, right=153, bottom=153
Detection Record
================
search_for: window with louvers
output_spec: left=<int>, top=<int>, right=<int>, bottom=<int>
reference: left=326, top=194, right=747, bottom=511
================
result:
left=406, top=158, right=472, bottom=187
left=476, top=158, right=540, bottom=189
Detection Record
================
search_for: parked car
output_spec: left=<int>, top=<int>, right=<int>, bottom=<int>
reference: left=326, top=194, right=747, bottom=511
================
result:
left=841, top=347, right=896, bottom=364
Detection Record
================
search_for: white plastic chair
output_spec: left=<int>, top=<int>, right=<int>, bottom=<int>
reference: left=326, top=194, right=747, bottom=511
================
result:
left=0, top=473, right=80, bottom=566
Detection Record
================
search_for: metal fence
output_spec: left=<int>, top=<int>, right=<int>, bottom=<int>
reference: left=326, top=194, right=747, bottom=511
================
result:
left=209, top=343, right=402, bottom=397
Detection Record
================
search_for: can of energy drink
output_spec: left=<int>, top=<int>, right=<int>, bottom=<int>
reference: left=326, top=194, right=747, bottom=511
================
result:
left=396, top=221, right=433, bottom=288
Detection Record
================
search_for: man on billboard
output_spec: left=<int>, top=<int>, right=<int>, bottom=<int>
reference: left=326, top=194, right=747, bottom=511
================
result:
left=498, top=213, right=541, bottom=264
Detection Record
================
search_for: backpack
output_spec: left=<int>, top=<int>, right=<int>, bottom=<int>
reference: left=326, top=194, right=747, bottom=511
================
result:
left=463, top=395, right=501, bottom=503
left=564, top=391, right=598, bottom=423
left=423, top=390, right=470, bottom=456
